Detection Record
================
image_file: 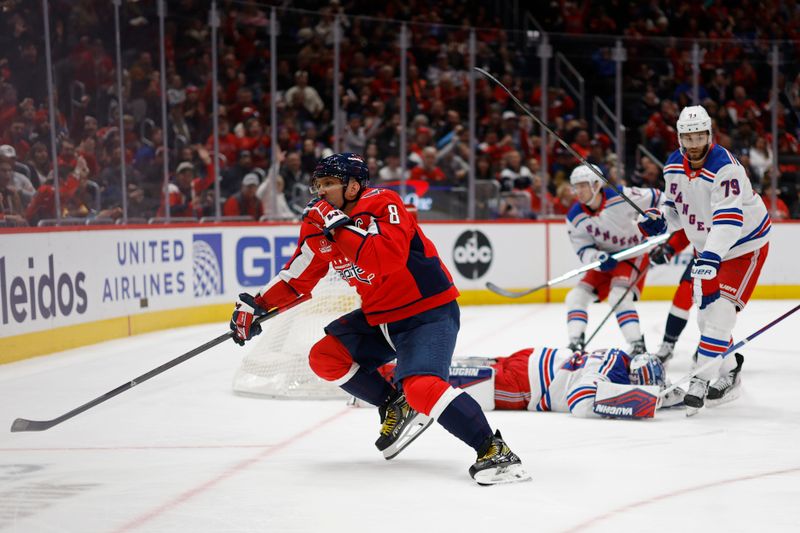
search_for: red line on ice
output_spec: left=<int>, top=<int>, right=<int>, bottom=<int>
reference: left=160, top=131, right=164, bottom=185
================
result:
left=111, top=407, right=353, bottom=533
left=562, top=465, right=800, bottom=532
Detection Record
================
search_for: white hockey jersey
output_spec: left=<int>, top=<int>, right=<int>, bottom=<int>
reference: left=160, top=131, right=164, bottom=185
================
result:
left=662, top=145, right=770, bottom=260
left=566, top=186, right=663, bottom=264
left=526, top=347, right=631, bottom=417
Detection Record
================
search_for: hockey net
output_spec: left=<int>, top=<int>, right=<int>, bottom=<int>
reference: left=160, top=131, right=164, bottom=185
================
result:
left=232, top=268, right=360, bottom=399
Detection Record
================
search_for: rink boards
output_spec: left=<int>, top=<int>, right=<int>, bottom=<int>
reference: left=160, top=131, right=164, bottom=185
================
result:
left=1, top=220, right=797, bottom=361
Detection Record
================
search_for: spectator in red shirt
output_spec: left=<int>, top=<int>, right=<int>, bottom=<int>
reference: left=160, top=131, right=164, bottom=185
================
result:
left=726, top=85, right=761, bottom=125
left=570, top=129, right=592, bottom=160
left=551, top=182, right=576, bottom=216
left=761, top=180, right=789, bottom=221
left=478, top=129, right=513, bottom=167
left=206, top=117, right=239, bottom=166
left=370, top=65, right=399, bottom=103
left=409, top=147, right=446, bottom=182
left=237, top=117, right=271, bottom=168
left=223, top=173, right=263, bottom=220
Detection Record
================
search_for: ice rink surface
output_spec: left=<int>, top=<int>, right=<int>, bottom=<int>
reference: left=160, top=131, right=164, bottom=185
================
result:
left=2, top=300, right=800, bottom=533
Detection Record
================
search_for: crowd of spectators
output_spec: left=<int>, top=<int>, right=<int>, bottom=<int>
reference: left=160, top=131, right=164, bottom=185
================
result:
left=2, top=0, right=800, bottom=228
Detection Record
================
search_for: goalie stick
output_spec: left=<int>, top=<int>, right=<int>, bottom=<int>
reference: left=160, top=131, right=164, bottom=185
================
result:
left=486, top=232, right=669, bottom=299
left=659, top=303, right=800, bottom=399
left=474, top=67, right=649, bottom=218
left=10, top=294, right=311, bottom=433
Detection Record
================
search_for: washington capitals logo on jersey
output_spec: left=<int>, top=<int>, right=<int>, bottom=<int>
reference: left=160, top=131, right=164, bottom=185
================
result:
left=332, top=258, right=374, bottom=285
left=318, top=238, right=333, bottom=254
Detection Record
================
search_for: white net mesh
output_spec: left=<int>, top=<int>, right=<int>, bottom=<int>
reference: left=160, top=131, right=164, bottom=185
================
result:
left=232, top=268, right=360, bottom=399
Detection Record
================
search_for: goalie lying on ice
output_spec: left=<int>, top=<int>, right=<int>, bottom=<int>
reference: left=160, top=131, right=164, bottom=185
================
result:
left=487, top=347, right=686, bottom=418
left=375, top=348, right=685, bottom=419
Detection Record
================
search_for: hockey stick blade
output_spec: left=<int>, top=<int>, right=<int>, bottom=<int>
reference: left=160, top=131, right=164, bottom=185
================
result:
left=485, top=281, right=546, bottom=299
left=10, top=294, right=311, bottom=433
left=485, top=233, right=669, bottom=299
left=11, top=418, right=55, bottom=432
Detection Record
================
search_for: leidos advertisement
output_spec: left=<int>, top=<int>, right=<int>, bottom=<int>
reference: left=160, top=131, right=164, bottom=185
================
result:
left=0, top=255, right=88, bottom=326
left=0, top=226, right=302, bottom=338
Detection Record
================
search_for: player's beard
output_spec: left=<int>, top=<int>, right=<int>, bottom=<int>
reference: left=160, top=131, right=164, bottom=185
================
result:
left=685, top=144, right=710, bottom=166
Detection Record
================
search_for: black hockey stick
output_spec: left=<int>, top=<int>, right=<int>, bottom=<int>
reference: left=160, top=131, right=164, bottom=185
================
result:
left=584, top=262, right=647, bottom=348
left=474, top=67, right=648, bottom=218
left=10, top=294, right=311, bottom=432
left=660, top=303, right=800, bottom=398
left=486, top=233, right=669, bottom=299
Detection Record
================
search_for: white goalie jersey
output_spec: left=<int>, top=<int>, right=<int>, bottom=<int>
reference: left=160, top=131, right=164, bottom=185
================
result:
left=662, top=145, right=771, bottom=260
left=566, top=186, right=664, bottom=264
left=527, top=347, right=631, bottom=417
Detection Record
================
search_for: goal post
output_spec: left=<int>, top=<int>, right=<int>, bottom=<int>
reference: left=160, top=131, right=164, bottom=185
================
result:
left=232, top=268, right=360, bottom=399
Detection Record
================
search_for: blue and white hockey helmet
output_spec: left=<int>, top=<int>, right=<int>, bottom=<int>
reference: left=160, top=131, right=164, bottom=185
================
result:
left=312, top=152, right=370, bottom=192
left=629, top=353, right=666, bottom=389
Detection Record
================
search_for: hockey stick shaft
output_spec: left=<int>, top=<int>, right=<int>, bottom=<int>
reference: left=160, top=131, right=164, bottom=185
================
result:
left=584, top=263, right=648, bottom=347
left=10, top=294, right=311, bottom=432
left=474, top=67, right=648, bottom=218
left=486, top=232, right=669, bottom=299
left=659, top=303, right=800, bottom=398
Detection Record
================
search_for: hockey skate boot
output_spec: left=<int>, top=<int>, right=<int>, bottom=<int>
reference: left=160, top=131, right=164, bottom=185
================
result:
left=469, top=430, right=531, bottom=486
left=568, top=333, right=585, bottom=353
left=375, top=390, right=433, bottom=460
left=655, top=340, right=675, bottom=364
left=707, top=353, right=744, bottom=402
left=684, top=376, right=709, bottom=410
left=629, top=337, right=647, bottom=356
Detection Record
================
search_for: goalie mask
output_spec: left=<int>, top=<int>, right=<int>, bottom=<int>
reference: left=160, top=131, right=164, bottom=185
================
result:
left=677, top=105, right=712, bottom=164
left=628, top=353, right=666, bottom=389
left=569, top=164, right=604, bottom=205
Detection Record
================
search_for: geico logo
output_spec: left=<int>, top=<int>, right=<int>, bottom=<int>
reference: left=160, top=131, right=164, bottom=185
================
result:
left=235, top=236, right=298, bottom=286
left=0, top=255, right=88, bottom=325
left=454, top=237, right=492, bottom=264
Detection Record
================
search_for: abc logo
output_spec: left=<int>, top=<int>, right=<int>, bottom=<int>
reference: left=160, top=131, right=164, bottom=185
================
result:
left=453, top=230, right=492, bottom=279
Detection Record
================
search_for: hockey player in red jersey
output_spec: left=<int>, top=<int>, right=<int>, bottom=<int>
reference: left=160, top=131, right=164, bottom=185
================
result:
left=229, top=152, right=529, bottom=485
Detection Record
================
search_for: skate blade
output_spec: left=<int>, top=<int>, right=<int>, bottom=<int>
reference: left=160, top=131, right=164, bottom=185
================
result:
left=382, top=414, right=434, bottom=460
left=473, top=463, right=532, bottom=486
left=686, top=405, right=701, bottom=417
left=706, top=384, right=742, bottom=408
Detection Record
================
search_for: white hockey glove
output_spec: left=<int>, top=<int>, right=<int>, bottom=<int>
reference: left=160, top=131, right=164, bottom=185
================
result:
left=691, top=251, right=721, bottom=310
